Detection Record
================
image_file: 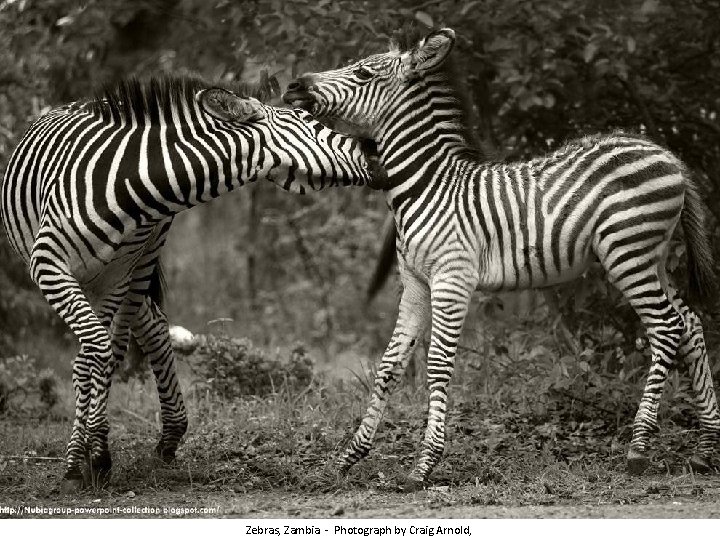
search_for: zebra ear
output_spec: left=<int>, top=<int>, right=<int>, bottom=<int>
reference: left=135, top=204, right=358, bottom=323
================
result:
left=407, top=28, right=455, bottom=77
left=198, top=88, right=266, bottom=122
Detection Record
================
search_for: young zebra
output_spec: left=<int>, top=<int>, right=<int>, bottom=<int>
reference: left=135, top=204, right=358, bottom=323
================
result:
left=0, top=76, right=381, bottom=490
left=284, top=27, right=720, bottom=487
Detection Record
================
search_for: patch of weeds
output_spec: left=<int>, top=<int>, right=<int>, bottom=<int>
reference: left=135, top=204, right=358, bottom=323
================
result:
left=3, top=319, right=720, bottom=512
left=0, top=355, right=60, bottom=417
left=185, top=336, right=315, bottom=399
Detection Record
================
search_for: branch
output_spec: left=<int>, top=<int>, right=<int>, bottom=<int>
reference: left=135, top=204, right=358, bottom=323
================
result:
left=0, top=455, right=65, bottom=461
left=617, top=75, right=662, bottom=141
left=680, top=116, right=720, bottom=138
left=548, top=388, right=619, bottom=416
left=285, top=216, right=335, bottom=342
left=412, top=0, right=447, bottom=11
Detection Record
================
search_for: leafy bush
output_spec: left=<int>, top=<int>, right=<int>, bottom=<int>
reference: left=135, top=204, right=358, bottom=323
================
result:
left=460, top=288, right=715, bottom=439
left=185, top=335, right=315, bottom=399
left=0, top=355, right=59, bottom=415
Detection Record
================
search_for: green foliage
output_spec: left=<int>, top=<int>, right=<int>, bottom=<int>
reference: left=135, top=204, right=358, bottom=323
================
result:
left=185, top=335, right=315, bottom=399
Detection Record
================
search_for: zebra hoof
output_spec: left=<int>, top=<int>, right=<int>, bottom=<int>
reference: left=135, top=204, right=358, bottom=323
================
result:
left=688, top=455, right=714, bottom=474
left=155, top=443, right=176, bottom=464
left=60, top=472, right=86, bottom=493
left=336, top=459, right=353, bottom=476
left=77, top=452, right=111, bottom=488
left=626, top=448, right=650, bottom=475
left=89, top=454, right=112, bottom=488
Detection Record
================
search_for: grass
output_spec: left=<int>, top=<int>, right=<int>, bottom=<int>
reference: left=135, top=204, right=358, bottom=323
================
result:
left=0, top=354, right=720, bottom=505
left=2, top=347, right=720, bottom=519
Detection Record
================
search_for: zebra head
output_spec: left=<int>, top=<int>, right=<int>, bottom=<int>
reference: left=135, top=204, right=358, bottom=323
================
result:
left=194, top=84, right=375, bottom=192
left=283, top=28, right=456, bottom=139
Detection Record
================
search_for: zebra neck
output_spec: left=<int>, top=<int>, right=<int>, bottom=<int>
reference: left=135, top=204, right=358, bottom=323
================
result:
left=378, top=125, right=477, bottom=214
left=374, top=81, right=478, bottom=197
left=384, top=154, right=479, bottom=222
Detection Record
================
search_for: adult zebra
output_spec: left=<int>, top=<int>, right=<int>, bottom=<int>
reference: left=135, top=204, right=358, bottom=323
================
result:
left=284, top=27, right=720, bottom=488
left=0, top=76, right=382, bottom=490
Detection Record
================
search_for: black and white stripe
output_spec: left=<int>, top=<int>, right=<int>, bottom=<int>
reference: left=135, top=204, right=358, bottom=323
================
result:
left=285, top=28, right=720, bottom=486
left=0, top=76, right=375, bottom=488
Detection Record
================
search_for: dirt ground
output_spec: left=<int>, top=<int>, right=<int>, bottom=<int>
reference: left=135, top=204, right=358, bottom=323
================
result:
left=2, top=455, right=720, bottom=518
left=3, top=381, right=720, bottom=519
left=3, top=486, right=720, bottom=519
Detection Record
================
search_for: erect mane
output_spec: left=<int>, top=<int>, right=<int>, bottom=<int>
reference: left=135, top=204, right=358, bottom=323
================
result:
left=88, top=75, right=275, bottom=123
left=389, top=23, right=431, bottom=52
left=389, top=23, right=483, bottom=159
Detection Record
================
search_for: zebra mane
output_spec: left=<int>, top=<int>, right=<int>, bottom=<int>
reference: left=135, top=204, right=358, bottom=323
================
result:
left=389, top=23, right=432, bottom=52
left=88, top=75, right=274, bottom=122
left=390, top=24, right=483, bottom=159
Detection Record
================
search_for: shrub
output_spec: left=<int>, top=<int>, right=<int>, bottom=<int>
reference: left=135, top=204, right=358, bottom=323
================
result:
left=0, top=355, right=60, bottom=415
left=185, top=334, right=315, bottom=399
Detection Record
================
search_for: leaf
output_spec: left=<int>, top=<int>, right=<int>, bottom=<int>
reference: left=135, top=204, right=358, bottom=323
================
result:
left=583, top=42, right=599, bottom=63
left=460, top=1, right=480, bottom=16
left=56, top=15, right=74, bottom=27
left=518, top=90, right=538, bottom=111
left=640, top=0, right=660, bottom=14
left=415, top=11, right=433, bottom=28
left=626, top=36, right=636, bottom=54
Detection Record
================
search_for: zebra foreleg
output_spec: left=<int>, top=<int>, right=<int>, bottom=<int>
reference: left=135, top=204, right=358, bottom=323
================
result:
left=338, top=273, right=430, bottom=474
left=406, top=276, right=474, bottom=489
left=29, top=253, right=114, bottom=491
left=131, top=296, right=188, bottom=462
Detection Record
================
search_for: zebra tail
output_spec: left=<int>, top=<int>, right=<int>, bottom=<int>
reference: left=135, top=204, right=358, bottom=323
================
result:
left=147, top=257, right=167, bottom=309
left=681, top=179, right=718, bottom=309
left=366, top=213, right=397, bottom=304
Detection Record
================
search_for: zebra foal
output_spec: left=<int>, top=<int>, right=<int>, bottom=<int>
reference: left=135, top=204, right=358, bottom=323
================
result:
left=284, top=27, right=720, bottom=488
left=1, top=76, right=380, bottom=489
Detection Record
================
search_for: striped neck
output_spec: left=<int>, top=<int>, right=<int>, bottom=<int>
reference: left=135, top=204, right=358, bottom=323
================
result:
left=84, top=77, right=372, bottom=208
left=373, top=71, right=479, bottom=205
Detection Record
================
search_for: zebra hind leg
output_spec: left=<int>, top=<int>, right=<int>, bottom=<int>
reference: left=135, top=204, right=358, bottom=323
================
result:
left=131, top=295, right=188, bottom=462
left=622, top=285, right=685, bottom=475
left=124, top=220, right=187, bottom=462
left=598, top=227, right=685, bottom=474
left=673, top=292, right=720, bottom=472
left=29, top=256, right=114, bottom=491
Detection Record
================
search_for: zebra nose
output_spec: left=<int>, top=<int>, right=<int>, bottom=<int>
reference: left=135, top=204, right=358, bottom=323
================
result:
left=286, top=75, right=315, bottom=92
left=286, top=80, right=305, bottom=92
left=283, top=76, right=317, bottom=108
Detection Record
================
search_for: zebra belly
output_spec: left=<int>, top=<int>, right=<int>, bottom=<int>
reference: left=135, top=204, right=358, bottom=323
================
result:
left=477, top=243, right=594, bottom=291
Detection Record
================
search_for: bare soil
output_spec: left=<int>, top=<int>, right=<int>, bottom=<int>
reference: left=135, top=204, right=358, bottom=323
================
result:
left=2, top=419, right=720, bottom=518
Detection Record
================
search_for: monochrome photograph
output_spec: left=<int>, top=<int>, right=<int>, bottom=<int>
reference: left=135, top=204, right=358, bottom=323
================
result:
left=0, top=0, right=719, bottom=527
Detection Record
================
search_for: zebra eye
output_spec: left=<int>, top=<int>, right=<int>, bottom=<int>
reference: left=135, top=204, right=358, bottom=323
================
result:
left=354, top=67, right=374, bottom=81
